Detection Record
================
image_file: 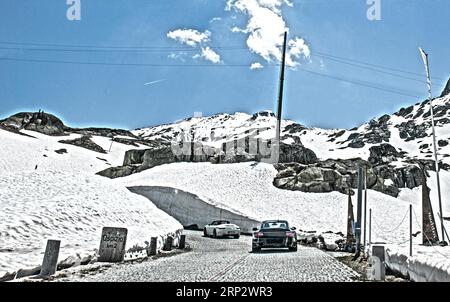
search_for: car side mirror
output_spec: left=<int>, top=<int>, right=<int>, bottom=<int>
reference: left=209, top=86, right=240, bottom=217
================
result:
left=252, top=227, right=258, bottom=231
left=291, top=227, right=296, bottom=231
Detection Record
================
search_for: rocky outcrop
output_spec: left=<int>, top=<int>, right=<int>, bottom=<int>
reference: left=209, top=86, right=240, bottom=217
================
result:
left=342, top=115, right=391, bottom=148
left=396, top=120, right=429, bottom=141
left=70, top=127, right=135, bottom=138
left=274, top=159, right=369, bottom=195
left=368, top=143, right=406, bottom=165
left=273, top=156, right=449, bottom=197
left=0, top=111, right=67, bottom=136
left=59, top=136, right=107, bottom=154
left=98, top=140, right=318, bottom=179
left=440, top=77, right=450, bottom=98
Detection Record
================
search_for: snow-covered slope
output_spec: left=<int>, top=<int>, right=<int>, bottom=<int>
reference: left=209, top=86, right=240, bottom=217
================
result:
left=0, top=129, right=182, bottom=276
left=133, top=94, right=450, bottom=166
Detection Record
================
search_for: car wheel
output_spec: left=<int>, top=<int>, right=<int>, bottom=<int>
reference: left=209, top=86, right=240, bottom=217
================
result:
left=203, top=228, right=208, bottom=237
left=213, top=229, right=217, bottom=239
left=252, top=245, right=260, bottom=253
left=234, top=235, right=240, bottom=239
left=289, top=245, right=298, bottom=252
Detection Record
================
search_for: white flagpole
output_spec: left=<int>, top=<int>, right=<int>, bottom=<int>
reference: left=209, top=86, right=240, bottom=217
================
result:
left=419, top=47, right=445, bottom=244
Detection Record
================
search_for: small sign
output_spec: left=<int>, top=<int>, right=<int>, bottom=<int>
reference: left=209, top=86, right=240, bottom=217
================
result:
left=98, top=227, right=128, bottom=262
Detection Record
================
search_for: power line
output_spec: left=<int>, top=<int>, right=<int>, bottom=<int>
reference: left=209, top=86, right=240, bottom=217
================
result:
left=0, top=56, right=267, bottom=67
left=0, top=41, right=244, bottom=50
left=311, top=53, right=427, bottom=83
left=297, top=67, right=422, bottom=98
left=0, top=56, right=423, bottom=99
left=313, top=51, right=445, bottom=81
left=0, top=40, right=444, bottom=81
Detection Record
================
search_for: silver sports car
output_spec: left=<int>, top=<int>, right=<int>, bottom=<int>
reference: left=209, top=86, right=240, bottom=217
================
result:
left=203, top=220, right=241, bottom=239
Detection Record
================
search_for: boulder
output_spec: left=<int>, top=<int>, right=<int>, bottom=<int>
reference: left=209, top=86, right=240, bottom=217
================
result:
left=96, top=165, right=137, bottom=179
left=54, top=148, right=68, bottom=154
left=279, top=143, right=317, bottom=164
left=57, top=255, right=81, bottom=270
left=0, top=271, right=16, bottom=282
left=16, top=266, right=41, bottom=279
left=438, top=140, right=449, bottom=147
left=368, top=143, right=405, bottom=165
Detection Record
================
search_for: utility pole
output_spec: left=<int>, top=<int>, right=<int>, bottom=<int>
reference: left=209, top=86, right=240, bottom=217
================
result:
left=355, top=166, right=364, bottom=255
left=275, top=32, right=288, bottom=153
left=419, top=48, right=445, bottom=244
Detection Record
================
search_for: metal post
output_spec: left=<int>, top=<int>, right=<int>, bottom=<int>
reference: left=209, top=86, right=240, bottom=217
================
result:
left=410, top=204, right=413, bottom=257
left=438, top=212, right=450, bottom=243
left=179, top=235, right=186, bottom=249
left=356, top=166, right=364, bottom=254
left=363, top=167, right=368, bottom=251
left=419, top=48, right=445, bottom=244
left=369, top=208, right=372, bottom=245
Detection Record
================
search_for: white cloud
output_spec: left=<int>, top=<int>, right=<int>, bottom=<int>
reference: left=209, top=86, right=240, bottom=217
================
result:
left=167, top=28, right=222, bottom=64
left=167, top=29, right=211, bottom=47
left=194, top=47, right=222, bottom=64
left=226, top=0, right=309, bottom=68
left=250, top=62, right=264, bottom=70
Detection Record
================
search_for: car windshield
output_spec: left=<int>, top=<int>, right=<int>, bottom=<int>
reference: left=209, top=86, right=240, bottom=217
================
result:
left=261, top=221, right=289, bottom=230
left=214, top=220, right=230, bottom=225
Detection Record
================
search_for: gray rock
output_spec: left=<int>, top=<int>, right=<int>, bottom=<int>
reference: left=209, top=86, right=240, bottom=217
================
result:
left=96, top=165, right=137, bottom=179
left=16, top=266, right=41, bottom=279
left=54, top=148, right=67, bottom=154
left=438, top=140, right=448, bottom=147
left=348, top=140, right=365, bottom=148
left=0, top=271, right=16, bottom=282
left=368, top=143, right=405, bottom=165
left=57, top=255, right=81, bottom=270
left=59, top=136, right=107, bottom=154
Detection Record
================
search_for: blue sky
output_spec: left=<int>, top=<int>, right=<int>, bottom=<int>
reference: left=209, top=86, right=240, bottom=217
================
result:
left=0, top=0, right=449, bottom=130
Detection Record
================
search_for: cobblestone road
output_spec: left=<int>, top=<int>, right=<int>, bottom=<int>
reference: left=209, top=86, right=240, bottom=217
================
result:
left=63, top=231, right=359, bottom=282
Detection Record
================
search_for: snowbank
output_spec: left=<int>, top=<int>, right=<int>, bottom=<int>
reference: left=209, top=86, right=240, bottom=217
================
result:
left=386, top=248, right=450, bottom=282
left=0, top=129, right=182, bottom=276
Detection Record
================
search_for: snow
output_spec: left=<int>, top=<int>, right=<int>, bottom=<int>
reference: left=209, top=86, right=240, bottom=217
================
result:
left=0, top=129, right=182, bottom=276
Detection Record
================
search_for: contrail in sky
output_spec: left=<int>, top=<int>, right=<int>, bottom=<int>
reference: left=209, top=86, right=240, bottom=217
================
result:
left=144, top=79, right=166, bottom=86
